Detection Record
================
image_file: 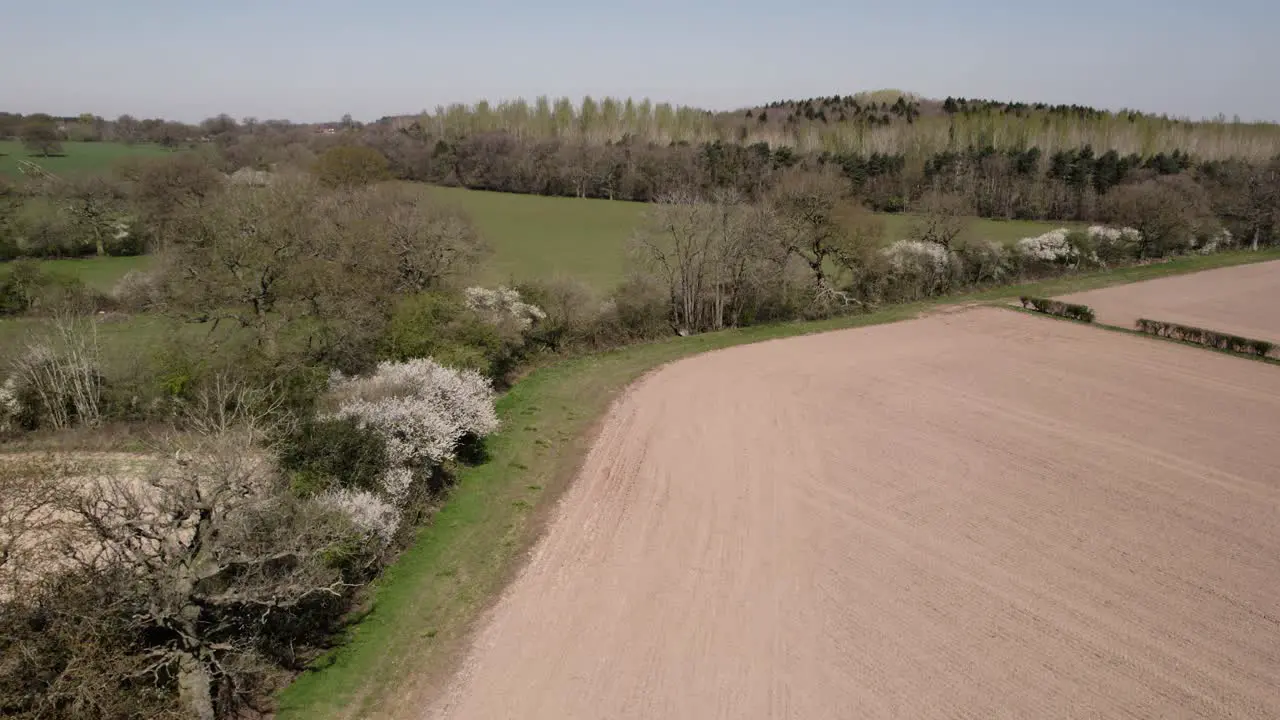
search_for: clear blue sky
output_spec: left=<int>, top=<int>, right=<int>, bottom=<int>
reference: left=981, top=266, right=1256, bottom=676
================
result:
left=2, top=0, right=1276, bottom=123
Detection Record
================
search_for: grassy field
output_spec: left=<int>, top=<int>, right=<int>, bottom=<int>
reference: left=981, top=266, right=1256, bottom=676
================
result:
left=0, top=255, right=151, bottom=292
left=422, top=186, right=646, bottom=291
left=273, top=247, right=1280, bottom=719
left=3, top=186, right=1068, bottom=298
left=421, top=186, right=1067, bottom=292
left=0, top=140, right=172, bottom=178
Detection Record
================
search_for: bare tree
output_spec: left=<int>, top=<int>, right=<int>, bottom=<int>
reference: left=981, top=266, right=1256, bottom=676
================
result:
left=632, top=189, right=719, bottom=333
left=124, top=153, right=224, bottom=252
left=631, top=190, right=778, bottom=333
left=768, top=169, right=883, bottom=307
left=20, top=117, right=63, bottom=157
left=906, top=190, right=972, bottom=248
left=0, top=430, right=378, bottom=719
left=1103, top=175, right=1216, bottom=258
left=10, top=315, right=103, bottom=430
left=1206, top=160, right=1280, bottom=250
left=0, top=456, right=69, bottom=596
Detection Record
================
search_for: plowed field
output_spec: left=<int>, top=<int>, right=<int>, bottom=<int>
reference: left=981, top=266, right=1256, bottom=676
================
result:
left=431, top=307, right=1280, bottom=719
left=1058, top=259, right=1280, bottom=342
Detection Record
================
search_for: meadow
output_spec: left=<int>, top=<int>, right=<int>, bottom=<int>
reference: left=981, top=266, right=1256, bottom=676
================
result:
left=0, top=140, right=172, bottom=178
left=419, top=186, right=1067, bottom=291
left=5, top=184, right=1070, bottom=300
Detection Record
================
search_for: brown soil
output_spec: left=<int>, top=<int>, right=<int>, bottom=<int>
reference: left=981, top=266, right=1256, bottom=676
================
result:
left=430, top=307, right=1280, bottom=720
left=1058, top=259, right=1280, bottom=342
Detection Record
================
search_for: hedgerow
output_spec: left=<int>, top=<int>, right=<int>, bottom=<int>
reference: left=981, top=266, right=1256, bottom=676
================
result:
left=1134, top=319, right=1274, bottom=357
left=1018, top=296, right=1096, bottom=323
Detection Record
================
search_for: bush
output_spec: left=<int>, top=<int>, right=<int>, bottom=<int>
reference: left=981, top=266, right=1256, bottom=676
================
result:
left=880, top=240, right=961, bottom=301
left=953, top=237, right=1010, bottom=285
left=103, top=218, right=147, bottom=257
left=1015, top=228, right=1076, bottom=267
left=1087, top=225, right=1142, bottom=264
left=1134, top=319, right=1274, bottom=357
left=110, top=269, right=162, bottom=312
left=279, top=416, right=390, bottom=497
left=0, top=377, right=19, bottom=433
left=381, top=292, right=512, bottom=378
left=607, top=274, right=670, bottom=341
left=8, top=317, right=105, bottom=429
left=1019, top=296, right=1096, bottom=323
left=516, top=276, right=604, bottom=352
left=9, top=199, right=90, bottom=258
left=321, top=357, right=500, bottom=535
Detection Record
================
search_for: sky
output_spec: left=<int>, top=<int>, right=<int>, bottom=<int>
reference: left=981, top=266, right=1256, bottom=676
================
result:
left=2, top=0, right=1277, bottom=123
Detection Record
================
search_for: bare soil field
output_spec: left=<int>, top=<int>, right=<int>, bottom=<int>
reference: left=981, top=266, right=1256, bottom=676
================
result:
left=1057, top=259, right=1280, bottom=342
left=429, top=307, right=1280, bottom=720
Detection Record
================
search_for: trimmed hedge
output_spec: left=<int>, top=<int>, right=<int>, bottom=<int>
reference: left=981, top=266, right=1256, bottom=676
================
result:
left=1019, top=296, right=1096, bottom=323
left=1135, top=319, right=1275, bottom=358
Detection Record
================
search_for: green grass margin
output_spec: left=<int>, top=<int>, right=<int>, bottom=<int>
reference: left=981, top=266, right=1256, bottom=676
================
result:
left=277, top=247, right=1278, bottom=717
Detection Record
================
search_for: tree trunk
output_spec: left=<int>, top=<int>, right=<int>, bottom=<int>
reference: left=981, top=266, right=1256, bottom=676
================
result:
left=178, top=654, right=216, bottom=720
left=1253, top=227, right=1260, bottom=251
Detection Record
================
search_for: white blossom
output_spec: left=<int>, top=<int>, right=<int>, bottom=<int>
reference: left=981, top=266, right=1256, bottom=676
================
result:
left=0, top=377, right=20, bottom=432
left=1086, top=225, right=1141, bottom=244
left=1015, top=228, right=1076, bottom=263
left=326, top=358, right=499, bottom=505
left=882, top=240, right=955, bottom=274
left=317, top=488, right=400, bottom=545
left=380, top=466, right=415, bottom=505
left=1196, top=228, right=1233, bottom=255
left=464, top=286, right=546, bottom=330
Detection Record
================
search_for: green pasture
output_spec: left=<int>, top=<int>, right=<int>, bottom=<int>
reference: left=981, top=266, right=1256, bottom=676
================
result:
left=0, top=140, right=172, bottom=178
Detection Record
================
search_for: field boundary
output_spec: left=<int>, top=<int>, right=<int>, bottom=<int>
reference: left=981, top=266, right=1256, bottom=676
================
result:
left=999, top=304, right=1280, bottom=366
left=274, top=248, right=1280, bottom=719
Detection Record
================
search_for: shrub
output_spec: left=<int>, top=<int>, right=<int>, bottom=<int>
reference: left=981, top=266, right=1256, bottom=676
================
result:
left=1134, top=319, right=1274, bottom=357
left=1193, top=227, right=1235, bottom=255
left=953, top=237, right=1010, bottom=285
left=381, top=292, right=511, bottom=378
left=1015, top=228, right=1076, bottom=266
left=326, top=359, right=499, bottom=470
left=0, top=258, right=43, bottom=314
left=880, top=240, right=960, bottom=301
left=463, top=286, right=546, bottom=330
left=103, top=217, right=147, bottom=256
left=110, top=269, right=162, bottom=312
left=10, top=198, right=89, bottom=258
left=1064, top=229, right=1100, bottom=267
left=607, top=274, right=670, bottom=341
left=9, top=318, right=104, bottom=429
left=279, top=416, right=390, bottom=497
left=1019, top=296, right=1096, bottom=323
left=322, top=358, right=500, bottom=529
left=515, top=276, right=602, bottom=351
left=1087, top=225, right=1142, bottom=264
left=0, top=377, right=19, bottom=433
left=315, top=488, right=400, bottom=546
